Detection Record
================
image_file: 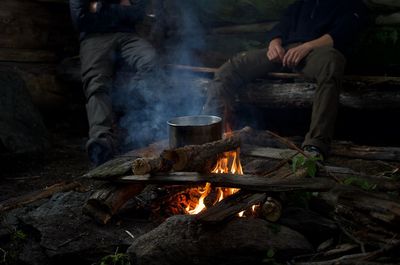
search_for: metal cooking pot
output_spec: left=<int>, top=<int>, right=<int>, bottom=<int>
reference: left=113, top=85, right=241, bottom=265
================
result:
left=167, top=115, right=222, bottom=149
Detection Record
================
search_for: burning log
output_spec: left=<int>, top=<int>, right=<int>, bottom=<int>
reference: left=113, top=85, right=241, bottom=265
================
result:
left=131, top=136, right=241, bottom=175
left=83, top=183, right=145, bottom=225
left=195, top=190, right=267, bottom=224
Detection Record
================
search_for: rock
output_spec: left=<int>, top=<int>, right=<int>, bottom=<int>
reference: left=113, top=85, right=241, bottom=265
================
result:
left=3, top=191, right=157, bottom=265
left=0, top=70, right=49, bottom=154
left=128, top=215, right=313, bottom=265
left=279, top=207, right=339, bottom=247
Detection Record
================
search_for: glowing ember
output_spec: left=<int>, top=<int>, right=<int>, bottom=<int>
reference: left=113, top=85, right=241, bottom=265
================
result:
left=185, top=148, right=244, bottom=215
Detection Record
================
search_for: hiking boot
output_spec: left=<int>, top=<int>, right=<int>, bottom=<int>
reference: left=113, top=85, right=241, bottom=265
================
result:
left=303, top=145, right=324, bottom=162
left=87, top=136, right=115, bottom=167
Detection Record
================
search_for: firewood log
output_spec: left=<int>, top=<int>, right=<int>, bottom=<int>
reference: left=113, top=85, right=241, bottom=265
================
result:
left=131, top=156, right=172, bottom=175
left=261, top=197, right=282, bottom=222
left=83, top=183, right=145, bottom=225
left=195, top=190, right=267, bottom=224
left=131, top=136, right=241, bottom=175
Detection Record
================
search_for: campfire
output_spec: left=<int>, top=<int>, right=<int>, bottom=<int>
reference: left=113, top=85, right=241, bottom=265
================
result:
left=184, top=149, right=243, bottom=215
left=18, top=126, right=400, bottom=264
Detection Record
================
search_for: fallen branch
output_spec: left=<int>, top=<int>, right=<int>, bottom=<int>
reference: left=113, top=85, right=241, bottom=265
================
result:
left=0, top=181, right=82, bottom=213
left=265, top=130, right=341, bottom=183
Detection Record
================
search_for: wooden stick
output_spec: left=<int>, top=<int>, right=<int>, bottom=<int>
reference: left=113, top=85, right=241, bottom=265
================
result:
left=120, top=172, right=337, bottom=192
left=0, top=181, right=82, bottom=213
left=265, top=130, right=341, bottom=183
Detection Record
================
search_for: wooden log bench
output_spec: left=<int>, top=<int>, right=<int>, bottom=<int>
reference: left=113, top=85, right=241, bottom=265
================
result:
left=56, top=58, right=400, bottom=111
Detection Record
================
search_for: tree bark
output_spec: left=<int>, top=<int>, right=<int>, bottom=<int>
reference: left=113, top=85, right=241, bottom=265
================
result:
left=241, top=81, right=400, bottom=110
left=131, top=136, right=241, bottom=175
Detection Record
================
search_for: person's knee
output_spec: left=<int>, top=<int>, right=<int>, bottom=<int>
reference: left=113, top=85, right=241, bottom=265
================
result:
left=316, top=48, right=346, bottom=79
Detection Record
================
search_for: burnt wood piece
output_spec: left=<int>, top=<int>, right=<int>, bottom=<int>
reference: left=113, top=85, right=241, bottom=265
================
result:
left=83, top=183, right=145, bottom=225
left=337, top=190, right=400, bottom=231
left=315, top=187, right=400, bottom=243
left=261, top=197, right=283, bottom=222
left=195, top=191, right=267, bottom=224
left=0, top=181, right=82, bottom=212
left=85, top=140, right=168, bottom=180
left=120, top=172, right=337, bottom=192
left=84, top=156, right=139, bottom=180
left=131, top=136, right=241, bottom=175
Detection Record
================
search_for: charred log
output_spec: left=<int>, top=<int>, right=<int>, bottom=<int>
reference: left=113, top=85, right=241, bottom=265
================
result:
left=83, top=183, right=146, bottom=225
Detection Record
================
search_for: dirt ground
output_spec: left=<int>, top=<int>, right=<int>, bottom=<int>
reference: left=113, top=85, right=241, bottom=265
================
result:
left=0, top=119, right=90, bottom=202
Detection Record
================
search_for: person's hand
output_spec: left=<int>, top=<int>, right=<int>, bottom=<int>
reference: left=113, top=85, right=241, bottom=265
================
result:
left=283, top=43, right=313, bottom=68
left=120, top=0, right=131, bottom=6
left=267, top=38, right=285, bottom=63
left=89, top=1, right=98, bottom=13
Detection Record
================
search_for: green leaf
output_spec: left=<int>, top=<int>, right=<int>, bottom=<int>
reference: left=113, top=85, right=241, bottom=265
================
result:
left=267, top=248, right=275, bottom=258
left=292, top=154, right=305, bottom=173
left=343, top=176, right=377, bottom=191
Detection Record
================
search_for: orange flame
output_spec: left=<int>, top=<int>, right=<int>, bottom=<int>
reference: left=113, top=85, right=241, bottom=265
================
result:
left=185, top=148, right=244, bottom=215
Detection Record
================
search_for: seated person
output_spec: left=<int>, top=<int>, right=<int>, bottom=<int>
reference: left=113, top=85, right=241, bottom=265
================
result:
left=202, top=0, right=368, bottom=159
left=70, top=0, right=161, bottom=165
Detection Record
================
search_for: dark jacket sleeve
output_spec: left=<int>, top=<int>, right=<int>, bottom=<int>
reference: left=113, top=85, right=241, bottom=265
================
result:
left=328, top=0, right=369, bottom=51
left=69, top=0, right=145, bottom=32
left=266, top=0, right=302, bottom=43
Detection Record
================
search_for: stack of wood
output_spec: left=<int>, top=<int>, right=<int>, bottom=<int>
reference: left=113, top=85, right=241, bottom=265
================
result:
left=81, top=127, right=400, bottom=263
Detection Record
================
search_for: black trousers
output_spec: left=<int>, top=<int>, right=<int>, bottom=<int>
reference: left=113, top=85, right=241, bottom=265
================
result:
left=203, top=46, right=346, bottom=156
left=80, top=32, right=158, bottom=149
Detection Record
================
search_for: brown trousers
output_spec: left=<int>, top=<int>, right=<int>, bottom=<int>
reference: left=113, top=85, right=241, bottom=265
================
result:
left=202, top=46, right=346, bottom=156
